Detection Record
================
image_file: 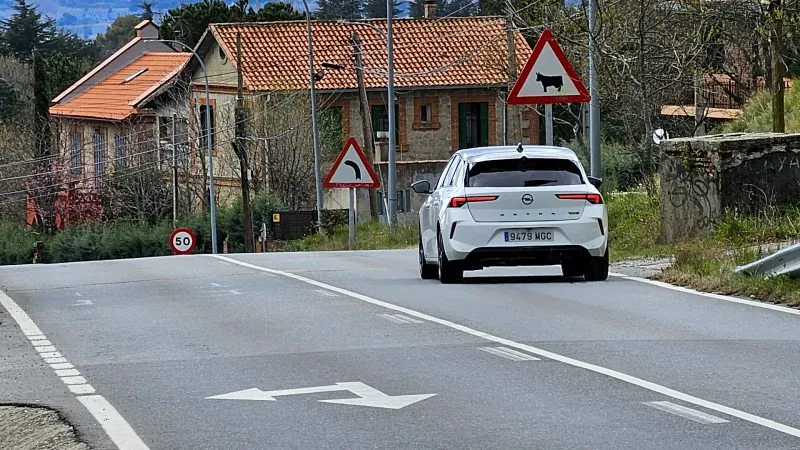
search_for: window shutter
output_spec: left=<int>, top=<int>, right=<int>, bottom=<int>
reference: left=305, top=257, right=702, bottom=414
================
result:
left=479, top=102, right=489, bottom=147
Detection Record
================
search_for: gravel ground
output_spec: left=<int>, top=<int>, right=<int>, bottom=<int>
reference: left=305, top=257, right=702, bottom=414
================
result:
left=0, top=405, right=88, bottom=450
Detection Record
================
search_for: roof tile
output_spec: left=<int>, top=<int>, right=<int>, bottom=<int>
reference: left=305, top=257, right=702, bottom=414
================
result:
left=210, top=17, right=531, bottom=91
left=50, top=52, right=191, bottom=121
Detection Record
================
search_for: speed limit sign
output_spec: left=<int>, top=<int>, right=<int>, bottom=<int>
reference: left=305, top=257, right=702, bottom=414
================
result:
left=169, top=227, right=197, bottom=255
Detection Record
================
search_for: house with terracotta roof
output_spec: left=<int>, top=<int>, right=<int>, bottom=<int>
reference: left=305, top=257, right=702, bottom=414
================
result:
left=190, top=11, right=535, bottom=217
left=49, top=20, right=192, bottom=198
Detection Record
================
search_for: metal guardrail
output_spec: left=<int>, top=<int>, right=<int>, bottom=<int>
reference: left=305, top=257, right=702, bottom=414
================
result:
left=734, top=242, right=800, bottom=278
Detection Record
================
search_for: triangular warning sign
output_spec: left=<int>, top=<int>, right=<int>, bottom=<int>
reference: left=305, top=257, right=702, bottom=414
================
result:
left=508, top=28, right=590, bottom=105
left=323, top=137, right=380, bottom=189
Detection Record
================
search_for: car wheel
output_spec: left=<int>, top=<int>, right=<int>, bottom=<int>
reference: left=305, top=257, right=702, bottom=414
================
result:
left=561, top=262, right=584, bottom=278
left=419, top=233, right=438, bottom=280
left=584, top=248, right=609, bottom=281
left=437, top=231, right=463, bottom=284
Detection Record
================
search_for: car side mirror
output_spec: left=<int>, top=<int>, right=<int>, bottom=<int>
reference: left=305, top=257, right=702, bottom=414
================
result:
left=411, top=180, right=432, bottom=195
left=588, top=176, right=602, bottom=189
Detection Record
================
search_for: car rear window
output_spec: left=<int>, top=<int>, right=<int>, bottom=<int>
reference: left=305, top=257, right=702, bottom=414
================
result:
left=466, top=157, right=584, bottom=187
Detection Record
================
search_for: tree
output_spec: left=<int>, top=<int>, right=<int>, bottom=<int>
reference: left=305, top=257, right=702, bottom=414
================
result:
left=363, top=0, right=403, bottom=18
left=314, top=0, right=363, bottom=20
left=159, top=0, right=302, bottom=48
left=0, top=0, right=55, bottom=63
left=139, top=0, right=155, bottom=20
left=95, top=14, right=140, bottom=59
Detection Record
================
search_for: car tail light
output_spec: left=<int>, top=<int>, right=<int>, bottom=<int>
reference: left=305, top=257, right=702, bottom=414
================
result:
left=556, top=193, right=603, bottom=204
left=449, top=196, right=498, bottom=208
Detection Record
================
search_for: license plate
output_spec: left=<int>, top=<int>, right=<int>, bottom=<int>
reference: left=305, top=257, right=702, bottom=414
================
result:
left=504, top=230, right=554, bottom=242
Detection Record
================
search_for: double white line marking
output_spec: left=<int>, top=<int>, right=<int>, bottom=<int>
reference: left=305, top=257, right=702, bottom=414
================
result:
left=377, top=313, right=424, bottom=324
left=479, top=346, right=540, bottom=361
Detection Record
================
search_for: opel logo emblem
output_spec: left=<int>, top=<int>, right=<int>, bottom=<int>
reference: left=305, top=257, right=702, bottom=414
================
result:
left=521, top=193, right=534, bottom=205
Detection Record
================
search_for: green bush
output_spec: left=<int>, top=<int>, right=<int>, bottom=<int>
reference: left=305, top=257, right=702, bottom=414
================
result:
left=0, top=222, right=39, bottom=264
left=723, top=78, right=800, bottom=133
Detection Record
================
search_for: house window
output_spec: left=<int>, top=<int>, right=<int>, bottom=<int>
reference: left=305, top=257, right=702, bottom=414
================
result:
left=93, top=129, right=106, bottom=187
left=115, top=135, right=127, bottom=169
left=420, top=104, right=431, bottom=123
left=458, top=102, right=489, bottom=149
left=371, top=104, right=399, bottom=142
left=198, top=104, right=215, bottom=151
left=69, top=131, right=82, bottom=175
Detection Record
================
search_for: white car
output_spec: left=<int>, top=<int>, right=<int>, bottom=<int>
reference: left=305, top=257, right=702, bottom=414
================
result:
left=411, top=144, right=609, bottom=283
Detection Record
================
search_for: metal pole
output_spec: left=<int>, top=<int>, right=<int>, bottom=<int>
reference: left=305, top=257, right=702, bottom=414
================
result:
left=386, top=0, right=397, bottom=228
left=157, top=39, right=218, bottom=254
left=172, top=113, right=178, bottom=228
left=588, top=0, right=601, bottom=178
left=302, top=0, right=324, bottom=233
left=348, top=187, right=355, bottom=250
left=545, top=104, right=554, bottom=146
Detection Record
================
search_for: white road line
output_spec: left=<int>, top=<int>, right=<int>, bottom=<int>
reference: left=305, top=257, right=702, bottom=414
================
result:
left=314, top=289, right=339, bottom=297
left=69, top=384, right=96, bottom=395
left=644, top=401, right=730, bottom=424
left=210, top=282, right=222, bottom=287
left=0, top=288, right=149, bottom=449
left=55, top=369, right=81, bottom=377
left=480, top=346, right=540, bottom=361
left=611, top=272, right=800, bottom=316
left=61, top=376, right=88, bottom=385
left=393, top=314, right=424, bottom=324
left=213, top=254, right=800, bottom=439
left=50, top=363, right=75, bottom=370
left=78, top=395, right=149, bottom=450
left=0, top=291, right=43, bottom=336
left=377, top=313, right=410, bottom=324
left=44, top=357, right=68, bottom=364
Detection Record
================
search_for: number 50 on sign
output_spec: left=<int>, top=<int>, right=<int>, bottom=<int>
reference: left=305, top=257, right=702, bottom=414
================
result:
left=169, top=227, right=197, bottom=255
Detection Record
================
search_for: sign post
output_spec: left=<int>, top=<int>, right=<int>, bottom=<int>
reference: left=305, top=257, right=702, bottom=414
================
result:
left=322, top=137, right=380, bottom=250
left=169, top=227, right=197, bottom=255
left=507, top=28, right=591, bottom=148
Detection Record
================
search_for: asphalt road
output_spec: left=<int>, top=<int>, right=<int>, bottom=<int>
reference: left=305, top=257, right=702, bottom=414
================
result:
left=2, top=250, right=800, bottom=449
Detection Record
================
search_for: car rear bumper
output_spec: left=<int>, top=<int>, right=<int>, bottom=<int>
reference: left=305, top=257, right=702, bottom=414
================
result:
left=443, top=217, right=607, bottom=264
left=462, top=245, right=593, bottom=269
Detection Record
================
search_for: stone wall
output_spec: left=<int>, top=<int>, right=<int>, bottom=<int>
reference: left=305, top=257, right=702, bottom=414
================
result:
left=659, top=132, right=800, bottom=243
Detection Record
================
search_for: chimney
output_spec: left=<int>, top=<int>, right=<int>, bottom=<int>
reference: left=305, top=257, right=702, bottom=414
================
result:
left=135, top=20, right=159, bottom=40
left=424, top=0, right=437, bottom=18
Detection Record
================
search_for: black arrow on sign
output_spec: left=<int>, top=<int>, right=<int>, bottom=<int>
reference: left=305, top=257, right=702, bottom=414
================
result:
left=344, top=160, right=362, bottom=180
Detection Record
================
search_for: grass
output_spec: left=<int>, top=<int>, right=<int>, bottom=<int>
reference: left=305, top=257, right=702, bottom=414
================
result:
left=279, top=220, right=418, bottom=252
left=607, top=187, right=800, bottom=307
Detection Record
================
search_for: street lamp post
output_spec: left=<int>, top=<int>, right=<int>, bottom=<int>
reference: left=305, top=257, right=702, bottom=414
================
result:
left=158, top=39, right=219, bottom=254
left=386, top=0, right=397, bottom=228
left=301, top=0, right=324, bottom=233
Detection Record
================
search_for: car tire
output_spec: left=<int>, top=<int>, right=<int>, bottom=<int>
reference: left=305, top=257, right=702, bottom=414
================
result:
left=437, top=231, right=463, bottom=284
left=419, top=233, right=438, bottom=280
left=584, top=248, right=609, bottom=281
left=561, top=262, right=584, bottom=278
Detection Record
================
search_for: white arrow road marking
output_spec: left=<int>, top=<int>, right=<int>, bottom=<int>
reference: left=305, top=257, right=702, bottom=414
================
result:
left=207, top=382, right=435, bottom=410
left=213, top=254, right=800, bottom=439
left=210, top=282, right=222, bottom=287
left=73, top=299, right=94, bottom=306
left=377, top=313, right=423, bottom=324
left=644, top=401, right=730, bottom=424
left=479, top=346, right=540, bottom=361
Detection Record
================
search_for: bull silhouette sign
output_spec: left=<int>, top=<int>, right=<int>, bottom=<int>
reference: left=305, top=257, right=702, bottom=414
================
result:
left=536, top=72, right=563, bottom=93
left=507, top=28, right=590, bottom=105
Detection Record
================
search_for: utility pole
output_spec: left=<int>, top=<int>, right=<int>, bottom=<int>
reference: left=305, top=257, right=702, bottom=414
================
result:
left=588, top=0, right=601, bottom=177
left=234, top=32, right=255, bottom=252
left=172, top=113, right=178, bottom=228
left=769, top=0, right=785, bottom=132
left=505, top=0, right=521, bottom=144
left=350, top=32, right=379, bottom=220
left=386, top=0, right=397, bottom=228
